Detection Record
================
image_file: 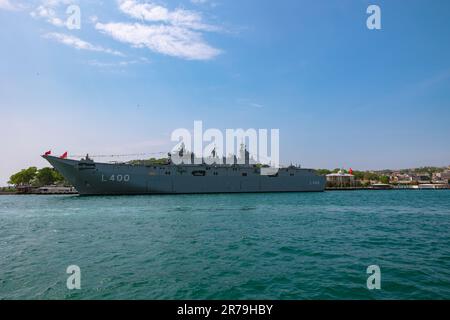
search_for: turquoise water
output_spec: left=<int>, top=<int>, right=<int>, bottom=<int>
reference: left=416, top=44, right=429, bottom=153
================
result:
left=0, top=190, right=449, bottom=300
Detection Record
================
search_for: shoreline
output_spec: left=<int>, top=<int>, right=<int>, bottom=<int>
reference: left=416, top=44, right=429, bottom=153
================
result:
left=0, top=191, right=78, bottom=195
left=1, top=188, right=449, bottom=196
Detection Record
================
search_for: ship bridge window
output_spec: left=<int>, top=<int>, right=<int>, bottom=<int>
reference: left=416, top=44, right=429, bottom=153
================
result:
left=78, top=162, right=96, bottom=170
left=192, top=170, right=206, bottom=177
left=242, top=172, right=247, bottom=177
left=290, top=173, right=294, bottom=176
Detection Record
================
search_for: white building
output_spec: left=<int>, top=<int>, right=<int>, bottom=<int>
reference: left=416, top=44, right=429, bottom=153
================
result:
left=436, top=170, right=450, bottom=183
left=37, top=186, right=77, bottom=194
left=326, top=170, right=355, bottom=187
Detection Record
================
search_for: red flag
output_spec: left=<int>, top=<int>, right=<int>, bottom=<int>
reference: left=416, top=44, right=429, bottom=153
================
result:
left=60, top=152, right=68, bottom=159
left=349, top=168, right=353, bottom=175
left=44, top=150, right=51, bottom=156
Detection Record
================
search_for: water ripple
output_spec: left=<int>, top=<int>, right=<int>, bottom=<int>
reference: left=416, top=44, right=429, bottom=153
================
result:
left=0, top=191, right=449, bottom=299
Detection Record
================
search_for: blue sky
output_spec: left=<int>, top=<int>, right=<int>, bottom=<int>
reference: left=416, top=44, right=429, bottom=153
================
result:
left=1, top=0, right=450, bottom=185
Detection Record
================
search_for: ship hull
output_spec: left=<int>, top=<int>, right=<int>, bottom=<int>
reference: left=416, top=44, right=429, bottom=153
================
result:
left=44, top=156, right=326, bottom=195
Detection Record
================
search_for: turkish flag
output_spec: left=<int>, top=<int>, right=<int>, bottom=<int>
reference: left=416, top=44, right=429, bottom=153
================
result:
left=60, top=152, right=68, bottom=159
left=44, top=150, right=51, bottom=156
left=349, top=168, right=353, bottom=175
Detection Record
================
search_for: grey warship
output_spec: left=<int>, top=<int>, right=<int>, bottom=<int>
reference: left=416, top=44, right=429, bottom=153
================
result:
left=43, top=145, right=326, bottom=195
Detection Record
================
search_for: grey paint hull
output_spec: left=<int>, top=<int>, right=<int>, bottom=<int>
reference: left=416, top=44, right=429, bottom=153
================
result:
left=44, top=156, right=326, bottom=195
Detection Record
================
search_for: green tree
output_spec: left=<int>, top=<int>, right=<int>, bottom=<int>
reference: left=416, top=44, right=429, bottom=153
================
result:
left=379, top=175, right=390, bottom=184
left=34, top=167, right=67, bottom=186
left=363, top=172, right=379, bottom=181
left=128, top=158, right=169, bottom=166
left=34, top=168, right=55, bottom=186
left=352, top=171, right=365, bottom=181
left=8, top=167, right=38, bottom=186
left=52, top=169, right=66, bottom=184
left=9, top=167, right=67, bottom=187
left=316, top=169, right=332, bottom=175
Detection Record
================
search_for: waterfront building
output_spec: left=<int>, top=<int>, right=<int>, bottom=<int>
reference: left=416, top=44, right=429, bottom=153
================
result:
left=16, top=185, right=34, bottom=194
left=412, top=173, right=431, bottom=184
left=326, top=169, right=355, bottom=187
left=418, top=183, right=449, bottom=190
left=436, top=170, right=450, bottom=183
left=37, top=186, right=77, bottom=194
left=390, top=173, right=413, bottom=184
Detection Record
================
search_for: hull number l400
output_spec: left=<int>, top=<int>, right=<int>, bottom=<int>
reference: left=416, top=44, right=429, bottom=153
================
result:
left=102, top=174, right=130, bottom=182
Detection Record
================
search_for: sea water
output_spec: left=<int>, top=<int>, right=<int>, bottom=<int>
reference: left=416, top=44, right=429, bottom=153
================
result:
left=0, top=190, right=449, bottom=299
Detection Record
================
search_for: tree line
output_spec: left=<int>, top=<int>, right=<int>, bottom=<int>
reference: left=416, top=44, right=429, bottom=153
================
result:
left=8, top=167, right=67, bottom=187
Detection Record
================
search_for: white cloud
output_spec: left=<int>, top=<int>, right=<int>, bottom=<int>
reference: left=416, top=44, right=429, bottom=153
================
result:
left=30, top=0, right=74, bottom=27
left=0, top=0, right=23, bottom=11
left=118, top=0, right=219, bottom=31
left=89, top=15, right=98, bottom=24
left=31, top=5, right=64, bottom=26
left=26, top=0, right=223, bottom=61
left=88, top=57, right=149, bottom=68
left=94, top=1, right=222, bottom=60
left=237, top=98, right=264, bottom=109
left=44, top=32, right=124, bottom=56
left=96, top=22, right=220, bottom=60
